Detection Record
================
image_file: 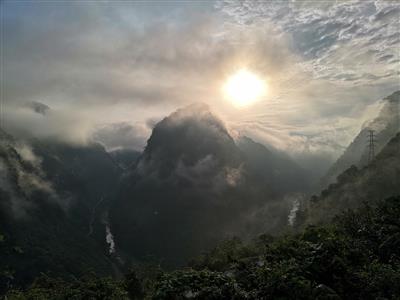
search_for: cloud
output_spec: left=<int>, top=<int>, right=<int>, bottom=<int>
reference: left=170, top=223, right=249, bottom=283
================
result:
left=92, top=122, right=151, bottom=151
left=219, top=0, right=400, bottom=86
left=2, top=1, right=398, bottom=161
left=217, top=0, right=399, bottom=161
left=2, top=2, right=296, bottom=135
left=3, top=103, right=95, bottom=144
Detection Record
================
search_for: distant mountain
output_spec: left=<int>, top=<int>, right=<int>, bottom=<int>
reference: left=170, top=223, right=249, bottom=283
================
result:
left=0, top=130, right=122, bottom=291
left=237, top=136, right=310, bottom=193
left=111, top=104, right=309, bottom=267
left=320, top=91, right=399, bottom=188
left=109, top=149, right=141, bottom=170
left=307, top=131, right=400, bottom=224
left=31, top=138, right=122, bottom=208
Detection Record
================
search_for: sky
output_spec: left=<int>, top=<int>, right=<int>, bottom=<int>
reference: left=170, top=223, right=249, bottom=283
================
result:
left=1, top=0, right=399, bottom=168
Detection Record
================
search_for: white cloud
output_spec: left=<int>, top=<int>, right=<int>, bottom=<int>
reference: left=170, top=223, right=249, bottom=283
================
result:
left=2, top=1, right=398, bottom=163
left=219, top=0, right=400, bottom=86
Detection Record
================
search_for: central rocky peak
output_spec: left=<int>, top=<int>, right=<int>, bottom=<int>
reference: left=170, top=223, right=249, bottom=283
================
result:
left=139, top=103, right=241, bottom=176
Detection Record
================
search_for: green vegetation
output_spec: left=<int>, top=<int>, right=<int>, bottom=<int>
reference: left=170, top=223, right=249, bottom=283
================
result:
left=5, top=274, right=129, bottom=300
left=308, top=132, right=400, bottom=224
left=3, top=196, right=399, bottom=299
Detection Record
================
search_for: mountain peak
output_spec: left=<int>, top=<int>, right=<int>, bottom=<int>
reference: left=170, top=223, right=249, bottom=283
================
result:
left=141, top=103, right=238, bottom=174
left=159, top=102, right=223, bottom=131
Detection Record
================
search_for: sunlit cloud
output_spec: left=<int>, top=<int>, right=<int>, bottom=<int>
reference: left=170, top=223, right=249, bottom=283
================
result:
left=1, top=0, right=398, bottom=170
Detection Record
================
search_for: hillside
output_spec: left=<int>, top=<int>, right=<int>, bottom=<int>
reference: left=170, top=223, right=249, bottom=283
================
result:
left=0, top=130, right=122, bottom=292
left=237, top=136, right=310, bottom=193
left=321, top=90, right=399, bottom=188
left=6, top=196, right=400, bottom=299
left=307, top=132, right=400, bottom=224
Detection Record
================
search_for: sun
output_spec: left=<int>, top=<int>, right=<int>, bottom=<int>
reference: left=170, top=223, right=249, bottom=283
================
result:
left=223, top=69, right=266, bottom=107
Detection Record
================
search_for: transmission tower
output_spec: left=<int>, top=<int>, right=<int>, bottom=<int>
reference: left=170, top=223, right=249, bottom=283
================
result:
left=367, top=130, right=376, bottom=164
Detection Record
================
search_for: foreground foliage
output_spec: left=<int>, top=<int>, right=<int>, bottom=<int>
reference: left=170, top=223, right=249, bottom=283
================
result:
left=3, top=196, right=400, bottom=299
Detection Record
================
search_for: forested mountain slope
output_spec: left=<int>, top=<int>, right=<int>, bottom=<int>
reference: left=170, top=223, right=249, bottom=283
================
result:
left=308, top=132, right=400, bottom=224
left=0, top=130, right=122, bottom=292
left=321, top=90, right=399, bottom=188
left=6, top=196, right=400, bottom=299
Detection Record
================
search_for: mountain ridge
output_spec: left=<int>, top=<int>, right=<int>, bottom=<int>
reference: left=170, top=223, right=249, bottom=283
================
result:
left=320, top=90, right=399, bottom=189
left=307, top=131, right=400, bottom=224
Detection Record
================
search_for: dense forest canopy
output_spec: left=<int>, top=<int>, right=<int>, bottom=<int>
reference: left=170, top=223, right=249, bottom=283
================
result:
left=3, top=196, right=399, bottom=299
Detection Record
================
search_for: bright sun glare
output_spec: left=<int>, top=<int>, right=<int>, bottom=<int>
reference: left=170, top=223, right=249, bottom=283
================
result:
left=223, top=69, right=266, bottom=107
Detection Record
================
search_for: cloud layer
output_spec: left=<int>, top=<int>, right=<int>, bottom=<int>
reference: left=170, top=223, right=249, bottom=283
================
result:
left=220, top=0, right=399, bottom=85
left=1, top=1, right=398, bottom=167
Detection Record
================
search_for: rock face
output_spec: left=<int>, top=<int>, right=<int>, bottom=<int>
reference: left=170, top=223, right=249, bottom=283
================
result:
left=320, top=91, right=399, bottom=188
left=111, top=104, right=310, bottom=267
left=308, top=132, right=400, bottom=224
